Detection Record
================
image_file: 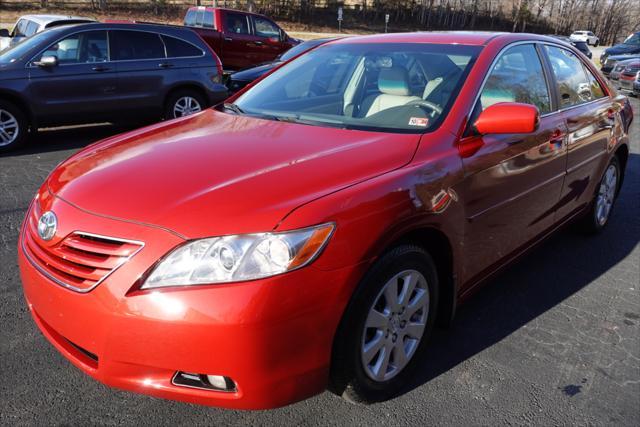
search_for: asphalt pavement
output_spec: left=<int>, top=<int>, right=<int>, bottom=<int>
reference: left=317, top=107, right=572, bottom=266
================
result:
left=0, top=98, right=638, bottom=426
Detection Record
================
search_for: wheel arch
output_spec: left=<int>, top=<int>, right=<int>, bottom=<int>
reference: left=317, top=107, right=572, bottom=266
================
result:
left=0, top=89, right=34, bottom=127
left=163, top=83, right=209, bottom=108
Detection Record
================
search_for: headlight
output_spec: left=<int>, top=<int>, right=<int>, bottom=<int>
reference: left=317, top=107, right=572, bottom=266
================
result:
left=141, top=223, right=334, bottom=289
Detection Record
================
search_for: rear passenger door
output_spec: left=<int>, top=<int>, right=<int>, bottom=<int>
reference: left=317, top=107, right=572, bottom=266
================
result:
left=111, top=30, right=168, bottom=114
left=27, top=30, right=118, bottom=125
left=542, top=45, right=613, bottom=221
left=459, top=43, right=568, bottom=282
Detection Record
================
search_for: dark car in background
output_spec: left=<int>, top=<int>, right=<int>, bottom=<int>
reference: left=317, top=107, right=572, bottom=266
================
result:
left=600, top=32, right=640, bottom=66
left=226, top=37, right=336, bottom=93
left=0, top=23, right=227, bottom=152
left=601, top=53, right=640, bottom=76
left=183, top=6, right=301, bottom=71
left=549, top=35, right=592, bottom=59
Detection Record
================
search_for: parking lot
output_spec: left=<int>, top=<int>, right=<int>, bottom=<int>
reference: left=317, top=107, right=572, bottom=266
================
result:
left=0, top=93, right=637, bottom=425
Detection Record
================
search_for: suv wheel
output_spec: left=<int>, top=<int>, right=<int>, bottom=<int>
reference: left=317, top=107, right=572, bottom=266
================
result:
left=164, top=90, right=206, bottom=120
left=0, top=100, right=27, bottom=152
left=330, top=245, right=439, bottom=404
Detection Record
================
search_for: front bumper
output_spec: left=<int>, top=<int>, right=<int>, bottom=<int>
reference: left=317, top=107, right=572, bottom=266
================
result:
left=19, top=195, right=360, bottom=409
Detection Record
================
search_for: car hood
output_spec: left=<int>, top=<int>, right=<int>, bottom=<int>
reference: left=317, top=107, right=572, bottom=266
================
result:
left=231, top=62, right=279, bottom=81
left=47, top=110, right=420, bottom=238
left=606, top=44, right=640, bottom=56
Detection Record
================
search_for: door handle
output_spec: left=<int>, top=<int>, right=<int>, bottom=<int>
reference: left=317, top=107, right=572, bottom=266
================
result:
left=549, top=128, right=566, bottom=148
left=224, top=37, right=233, bottom=42
left=92, top=65, right=110, bottom=72
left=159, top=62, right=174, bottom=68
left=253, top=41, right=264, bottom=45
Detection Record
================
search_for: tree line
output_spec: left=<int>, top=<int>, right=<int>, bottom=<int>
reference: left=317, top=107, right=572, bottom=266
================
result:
left=14, top=1, right=640, bottom=45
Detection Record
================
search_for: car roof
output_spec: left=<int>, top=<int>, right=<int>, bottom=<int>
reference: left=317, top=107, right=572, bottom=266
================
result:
left=18, top=14, right=94, bottom=26
left=186, top=6, right=271, bottom=19
left=329, top=31, right=556, bottom=46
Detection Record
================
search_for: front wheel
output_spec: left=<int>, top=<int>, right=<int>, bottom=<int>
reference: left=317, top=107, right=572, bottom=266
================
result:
left=580, top=156, right=620, bottom=233
left=330, top=245, right=439, bottom=404
left=0, top=100, right=28, bottom=153
left=164, top=89, right=207, bottom=120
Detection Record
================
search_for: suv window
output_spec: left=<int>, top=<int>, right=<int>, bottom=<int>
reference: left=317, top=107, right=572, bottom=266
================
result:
left=184, top=10, right=197, bottom=26
left=13, top=19, right=27, bottom=37
left=195, top=9, right=205, bottom=26
left=161, top=35, right=203, bottom=58
left=225, top=12, right=249, bottom=35
left=544, top=45, right=594, bottom=108
left=480, top=44, right=551, bottom=113
left=253, top=17, right=280, bottom=39
left=111, top=30, right=165, bottom=61
left=35, top=30, right=108, bottom=64
left=25, top=20, right=39, bottom=37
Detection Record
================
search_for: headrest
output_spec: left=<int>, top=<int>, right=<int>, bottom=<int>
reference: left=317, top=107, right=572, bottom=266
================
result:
left=378, top=67, right=411, bottom=96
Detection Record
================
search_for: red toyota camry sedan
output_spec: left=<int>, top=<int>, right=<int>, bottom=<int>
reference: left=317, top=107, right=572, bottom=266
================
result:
left=19, top=32, right=632, bottom=409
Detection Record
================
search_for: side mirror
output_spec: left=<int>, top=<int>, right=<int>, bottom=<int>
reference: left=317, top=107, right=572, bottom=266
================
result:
left=473, top=102, right=539, bottom=135
left=0, top=29, right=9, bottom=38
left=33, top=55, right=58, bottom=68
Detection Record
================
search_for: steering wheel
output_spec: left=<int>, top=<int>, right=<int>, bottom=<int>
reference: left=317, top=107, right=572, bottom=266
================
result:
left=408, top=99, right=443, bottom=116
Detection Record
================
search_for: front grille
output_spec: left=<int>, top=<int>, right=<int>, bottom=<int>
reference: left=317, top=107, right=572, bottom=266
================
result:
left=23, top=211, right=143, bottom=293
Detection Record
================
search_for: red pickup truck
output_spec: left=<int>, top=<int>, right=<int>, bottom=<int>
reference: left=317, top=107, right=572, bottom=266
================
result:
left=184, top=7, right=301, bottom=71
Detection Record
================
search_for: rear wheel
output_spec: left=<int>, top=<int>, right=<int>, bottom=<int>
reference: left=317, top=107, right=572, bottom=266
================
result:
left=0, top=100, right=28, bottom=153
left=580, top=156, right=620, bottom=233
left=164, top=89, right=207, bottom=120
left=330, top=245, right=439, bottom=404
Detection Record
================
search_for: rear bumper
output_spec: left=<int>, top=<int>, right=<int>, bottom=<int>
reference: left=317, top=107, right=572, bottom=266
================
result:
left=19, top=197, right=361, bottom=409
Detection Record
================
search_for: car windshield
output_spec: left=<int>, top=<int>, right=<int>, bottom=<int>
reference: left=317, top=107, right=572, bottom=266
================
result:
left=623, top=33, right=640, bottom=45
left=233, top=43, right=480, bottom=133
left=0, top=29, right=53, bottom=64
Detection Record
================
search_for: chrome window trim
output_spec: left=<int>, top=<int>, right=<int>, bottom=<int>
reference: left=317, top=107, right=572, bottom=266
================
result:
left=25, top=28, right=205, bottom=68
left=21, top=229, right=144, bottom=294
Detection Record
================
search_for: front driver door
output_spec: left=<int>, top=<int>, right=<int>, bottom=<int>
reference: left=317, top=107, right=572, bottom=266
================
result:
left=27, top=30, right=118, bottom=126
left=459, top=43, right=568, bottom=284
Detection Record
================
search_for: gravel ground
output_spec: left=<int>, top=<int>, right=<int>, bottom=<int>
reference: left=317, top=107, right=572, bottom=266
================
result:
left=0, top=97, right=638, bottom=425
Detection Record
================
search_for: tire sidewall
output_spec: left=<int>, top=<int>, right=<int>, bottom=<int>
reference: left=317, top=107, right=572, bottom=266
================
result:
left=589, top=156, right=620, bottom=232
left=333, top=246, right=439, bottom=402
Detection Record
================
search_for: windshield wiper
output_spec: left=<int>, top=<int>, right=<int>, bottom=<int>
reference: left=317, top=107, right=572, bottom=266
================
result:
left=223, top=102, right=245, bottom=115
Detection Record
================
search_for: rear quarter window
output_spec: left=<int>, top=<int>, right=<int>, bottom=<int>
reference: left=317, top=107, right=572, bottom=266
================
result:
left=162, top=35, right=203, bottom=58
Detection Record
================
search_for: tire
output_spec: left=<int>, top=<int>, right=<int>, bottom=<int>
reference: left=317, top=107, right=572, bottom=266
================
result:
left=579, top=156, right=621, bottom=234
left=329, top=244, right=440, bottom=404
left=163, top=89, right=207, bottom=120
left=0, top=100, right=28, bottom=153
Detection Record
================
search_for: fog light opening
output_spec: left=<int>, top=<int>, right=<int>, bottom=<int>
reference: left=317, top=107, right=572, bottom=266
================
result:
left=172, top=371, right=236, bottom=392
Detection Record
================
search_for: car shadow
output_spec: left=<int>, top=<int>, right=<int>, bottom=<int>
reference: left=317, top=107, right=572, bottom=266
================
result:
left=0, top=123, right=140, bottom=157
left=399, top=152, right=640, bottom=397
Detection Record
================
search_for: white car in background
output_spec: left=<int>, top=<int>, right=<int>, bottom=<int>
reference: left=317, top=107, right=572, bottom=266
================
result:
left=570, top=30, right=599, bottom=46
left=0, top=14, right=94, bottom=51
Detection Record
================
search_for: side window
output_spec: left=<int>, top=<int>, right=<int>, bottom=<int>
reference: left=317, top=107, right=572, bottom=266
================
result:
left=225, top=13, right=249, bottom=35
left=184, top=10, right=197, bottom=26
left=253, top=17, right=280, bottom=39
left=204, top=11, right=215, bottom=29
left=544, top=45, right=593, bottom=108
left=162, top=35, right=203, bottom=58
left=13, top=20, right=26, bottom=37
left=584, top=65, right=606, bottom=99
left=25, top=20, right=39, bottom=37
left=35, top=31, right=108, bottom=64
left=195, top=10, right=205, bottom=27
left=111, top=31, right=165, bottom=61
left=480, top=44, right=551, bottom=114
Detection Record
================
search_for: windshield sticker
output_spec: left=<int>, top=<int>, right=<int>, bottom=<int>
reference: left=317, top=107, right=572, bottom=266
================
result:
left=408, top=117, right=429, bottom=127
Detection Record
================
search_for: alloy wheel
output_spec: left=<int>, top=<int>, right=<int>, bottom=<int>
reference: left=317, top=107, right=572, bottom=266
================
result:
left=595, top=163, right=618, bottom=226
left=361, top=269, right=429, bottom=382
left=173, top=96, right=202, bottom=118
left=0, top=108, right=19, bottom=147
